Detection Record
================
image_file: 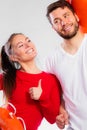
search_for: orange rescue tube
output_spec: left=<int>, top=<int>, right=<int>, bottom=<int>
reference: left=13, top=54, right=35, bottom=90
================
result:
left=0, top=107, right=24, bottom=130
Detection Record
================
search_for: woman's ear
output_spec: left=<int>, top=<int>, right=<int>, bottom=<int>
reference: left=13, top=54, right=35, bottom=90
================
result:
left=9, top=54, right=18, bottom=62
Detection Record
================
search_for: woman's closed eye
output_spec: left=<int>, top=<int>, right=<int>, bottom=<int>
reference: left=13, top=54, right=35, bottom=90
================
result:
left=17, top=43, right=24, bottom=48
left=28, top=39, right=31, bottom=43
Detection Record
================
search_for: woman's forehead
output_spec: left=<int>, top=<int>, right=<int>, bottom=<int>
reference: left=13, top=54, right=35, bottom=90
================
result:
left=13, top=34, right=25, bottom=41
left=11, top=34, right=26, bottom=46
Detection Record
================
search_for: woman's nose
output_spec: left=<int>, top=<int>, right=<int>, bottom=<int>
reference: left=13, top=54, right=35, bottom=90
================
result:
left=25, top=42, right=30, bottom=48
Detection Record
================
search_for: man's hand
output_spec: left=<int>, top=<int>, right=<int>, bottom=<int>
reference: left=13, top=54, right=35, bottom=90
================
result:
left=29, top=79, right=42, bottom=100
left=56, top=103, right=69, bottom=129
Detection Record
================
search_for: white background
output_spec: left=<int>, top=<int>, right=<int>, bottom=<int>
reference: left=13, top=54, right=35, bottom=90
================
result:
left=0, top=0, right=66, bottom=130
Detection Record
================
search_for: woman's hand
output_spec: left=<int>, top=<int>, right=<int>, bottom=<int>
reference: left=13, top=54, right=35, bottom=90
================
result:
left=29, top=79, right=42, bottom=100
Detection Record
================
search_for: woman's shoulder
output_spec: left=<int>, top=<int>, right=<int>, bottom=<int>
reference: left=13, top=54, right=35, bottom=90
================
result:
left=42, top=71, right=58, bottom=80
left=42, top=71, right=61, bottom=91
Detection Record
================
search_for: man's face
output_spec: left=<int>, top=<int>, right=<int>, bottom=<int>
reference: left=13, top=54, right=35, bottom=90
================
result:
left=49, top=7, right=79, bottom=39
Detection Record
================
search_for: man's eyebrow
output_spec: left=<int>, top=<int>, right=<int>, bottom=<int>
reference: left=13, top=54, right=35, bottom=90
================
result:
left=54, top=17, right=60, bottom=21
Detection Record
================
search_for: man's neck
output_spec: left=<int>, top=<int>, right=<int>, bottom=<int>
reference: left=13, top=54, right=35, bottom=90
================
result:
left=61, top=31, right=84, bottom=54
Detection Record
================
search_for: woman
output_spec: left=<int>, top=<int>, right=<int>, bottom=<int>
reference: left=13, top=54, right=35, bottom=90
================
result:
left=0, top=33, right=61, bottom=130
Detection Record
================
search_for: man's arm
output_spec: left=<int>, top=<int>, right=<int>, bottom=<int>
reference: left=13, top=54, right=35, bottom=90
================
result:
left=56, top=99, right=69, bottom=129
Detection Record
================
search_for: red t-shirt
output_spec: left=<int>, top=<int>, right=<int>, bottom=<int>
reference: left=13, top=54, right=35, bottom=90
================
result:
left=0, top=70, right=61, bottom=130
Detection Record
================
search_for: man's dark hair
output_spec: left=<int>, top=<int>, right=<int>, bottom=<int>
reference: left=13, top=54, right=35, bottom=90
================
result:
left=46, top=0, right=75, bottom=24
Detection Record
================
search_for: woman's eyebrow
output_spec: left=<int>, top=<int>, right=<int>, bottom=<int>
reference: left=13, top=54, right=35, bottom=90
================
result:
left=25, top=37, right=29, bottom=40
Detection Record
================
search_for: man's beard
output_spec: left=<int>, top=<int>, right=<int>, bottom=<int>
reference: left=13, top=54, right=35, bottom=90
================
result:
left=57, top=23, right=79, bottom=39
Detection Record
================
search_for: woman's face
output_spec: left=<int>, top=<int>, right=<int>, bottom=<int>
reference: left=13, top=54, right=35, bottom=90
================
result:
left=10, top=34, right=37, bottom=63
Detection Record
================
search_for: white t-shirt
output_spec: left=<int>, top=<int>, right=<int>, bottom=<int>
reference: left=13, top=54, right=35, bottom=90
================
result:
left=44, top=34, right=87, bottom=130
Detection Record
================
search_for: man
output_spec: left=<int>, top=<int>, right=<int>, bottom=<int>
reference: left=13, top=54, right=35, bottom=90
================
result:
left=44, top=0, right=87, bottom=130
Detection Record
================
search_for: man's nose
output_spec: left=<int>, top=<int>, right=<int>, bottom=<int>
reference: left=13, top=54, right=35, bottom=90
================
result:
left=61, top=20, right=67, bottom=26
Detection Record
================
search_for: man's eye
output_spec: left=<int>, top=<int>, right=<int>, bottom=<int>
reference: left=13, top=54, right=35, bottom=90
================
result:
left=54, top=19, right=61, bottom=24
left=54, top=20, right=58, bottom=24
left=64, top=14, right=69, bottom=18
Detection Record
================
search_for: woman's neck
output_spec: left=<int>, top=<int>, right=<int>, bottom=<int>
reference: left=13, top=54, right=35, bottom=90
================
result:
left=20, top=61, right=42, bottom=74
